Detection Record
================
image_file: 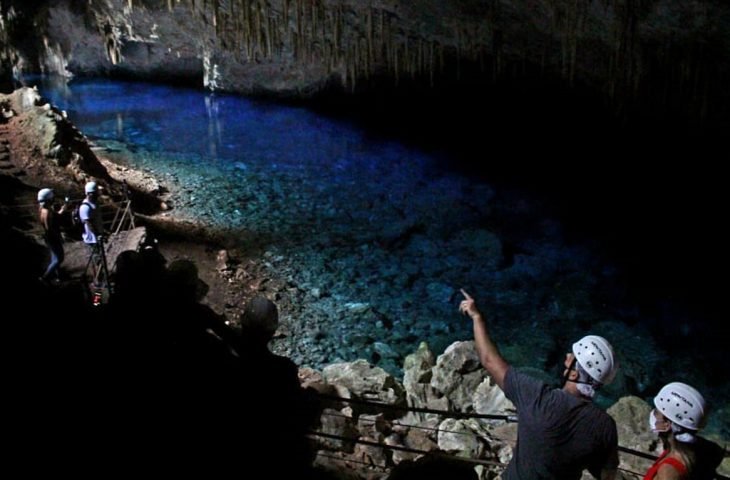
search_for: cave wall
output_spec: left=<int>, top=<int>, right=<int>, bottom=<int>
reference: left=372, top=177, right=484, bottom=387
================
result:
left=1, top=0, right=728, bottom=124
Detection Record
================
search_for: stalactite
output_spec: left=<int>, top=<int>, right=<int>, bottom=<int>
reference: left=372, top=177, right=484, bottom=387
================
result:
left=363, top=37, right=370, bottom=80
left=413, top=38, right=419, bottom=78
left=402, top=32, right=411, bottom=74
left=569, top=42, right=577, bottom=86
left=246, top=2, right=254, bottom=60
left=417, top=37, right=423, bottom=77
left=311, top=4, right=316, bottom=63
left=633, top=49, right=642, bottom=97
left=455, top=27, right=461, bottom=81
left=138, top=0, right=573, bottom=94
left=384, top=13, right=391, bottom=72
left=292, top=31, right=299, bottom=61
left=353, top=35, right=359, bottom=83
left=438, top=42, right=444, bottom=76
left=262, top=1, right=268, bottom=58
left=296, top=0, right=302, bottom=41
left=463, top=25, right=470, bottom=62
left=319, top=2, right=326, bottom=62
left=312, top=0, right=317, bottom=38
left=429, top=40, right=434, bottom=87
left=348, top=46, right=355, bottom=92
left=240, top=0, right=247, bottom=55
left=560, top=32, right=568, bottom=79
left=305, top=27, right=311, bottom=64
left=213, top=0, right=219, bottom=32
left=272, top=16, right=279, bottom=57
left=478, top=35, right=485, bottom=72
left=492, top=29, right=501, bottom=83
left=321, top=9, right=330, bottom=67
left=265, top=13, right=272, bottom=58
left=410, top=41, right=416, bottom=79
left=255, top=2, right=262, bottom=59
left=333, top=5, right=340, bottom=64
left=323, top=41, right=329, bottom=71
left=394, top=45, right=399, bottom=86
left=366, top=7, right=373, bottom=74
left=241, top=1, right=249, bottom=60
left=300, top=0, right=306, bottom=63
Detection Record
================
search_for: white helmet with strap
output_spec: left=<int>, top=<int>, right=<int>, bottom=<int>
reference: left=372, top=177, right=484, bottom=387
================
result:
left=654, top=382, right=706, bottom=431
left=572, top=335, right=617, bottom=386
left=85, top=181, right=98, bottom=194
left=37, top=188, right=54, bottom=203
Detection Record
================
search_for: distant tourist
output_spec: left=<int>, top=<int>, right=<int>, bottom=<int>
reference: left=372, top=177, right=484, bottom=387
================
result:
left=458, top=289, right=619, bottom=479
left=37, top=187, right=66, bottom=283
left=645, top=382, right=724, bottom=480
left=79, top=181, right=105, bottom=283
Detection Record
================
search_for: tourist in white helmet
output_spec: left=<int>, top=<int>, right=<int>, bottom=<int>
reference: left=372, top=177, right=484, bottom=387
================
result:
left=645, top=382, right=723, bottom=480
left=459, top=289, right=619, bottom=480
left=80, top=181, right=105, bottom=283
left=37, top=187, right=67, bottom=283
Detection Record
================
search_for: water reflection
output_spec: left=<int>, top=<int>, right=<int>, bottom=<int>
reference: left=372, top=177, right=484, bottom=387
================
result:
left=205, top=94, right=222, bottom=159
left=116, top=112, right=124, bottom=140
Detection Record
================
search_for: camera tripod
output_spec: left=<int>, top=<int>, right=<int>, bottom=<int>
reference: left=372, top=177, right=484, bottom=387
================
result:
left=83, top=237, right=113, bottom=306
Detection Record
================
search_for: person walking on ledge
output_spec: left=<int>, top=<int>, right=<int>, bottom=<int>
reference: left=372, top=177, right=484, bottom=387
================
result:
left=37, top=188, right=66, bottom=283
left=79, top=181, right=106, bottom=285
left=459, top=289, right=620, bottom=480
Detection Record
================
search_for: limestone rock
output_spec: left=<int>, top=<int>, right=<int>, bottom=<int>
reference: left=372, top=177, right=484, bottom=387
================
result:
left=323, top=359, right=406, bottom=407
left=431, top=341, right=487, bottom=412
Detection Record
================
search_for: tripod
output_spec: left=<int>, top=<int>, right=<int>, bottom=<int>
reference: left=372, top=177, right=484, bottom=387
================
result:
left=84, top=237, right=112, bottom=306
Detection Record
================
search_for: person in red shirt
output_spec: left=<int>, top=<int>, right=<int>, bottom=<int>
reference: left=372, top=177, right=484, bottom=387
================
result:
left=645, top=382, right=723, bottom=480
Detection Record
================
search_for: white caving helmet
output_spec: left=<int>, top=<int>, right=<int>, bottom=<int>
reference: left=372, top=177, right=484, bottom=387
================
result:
left=37, top=188, right=54, bottom=203
left=85, top=181, right=98, bottom=194
left=572, top=335, right=617, bottom=386
left=654, top=382, right=706, bottom=431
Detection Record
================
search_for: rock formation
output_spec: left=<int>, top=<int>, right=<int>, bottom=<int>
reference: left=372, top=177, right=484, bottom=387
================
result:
left=0, top=0, right=728, bottom=125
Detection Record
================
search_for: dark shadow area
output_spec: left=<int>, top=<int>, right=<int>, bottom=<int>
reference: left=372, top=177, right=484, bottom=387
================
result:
left=2, top=184, right=322, bottom=474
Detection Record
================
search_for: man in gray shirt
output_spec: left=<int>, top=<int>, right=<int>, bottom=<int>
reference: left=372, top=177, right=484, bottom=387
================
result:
left=459, top=289, right=619, bottom=480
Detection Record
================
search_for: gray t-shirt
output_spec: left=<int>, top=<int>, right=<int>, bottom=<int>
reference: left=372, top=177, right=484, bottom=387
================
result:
left=502, top=367, right=618, bottom=480
left=79, top=200, right=102, bottom=245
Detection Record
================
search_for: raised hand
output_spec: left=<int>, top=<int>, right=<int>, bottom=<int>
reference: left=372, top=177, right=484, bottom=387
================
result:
left=459, top=288, right=480, bottom=319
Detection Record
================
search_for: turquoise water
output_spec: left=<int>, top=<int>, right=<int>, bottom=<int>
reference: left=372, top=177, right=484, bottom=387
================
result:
left=34, top=77, right=728, bottom=438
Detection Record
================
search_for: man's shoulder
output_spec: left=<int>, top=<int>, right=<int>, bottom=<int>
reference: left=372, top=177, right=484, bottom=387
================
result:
left=506, top=367, right=552, bottom=387
left=580, top=401, right=617, bottom=435
left=504, top=367, right=554, bottom=400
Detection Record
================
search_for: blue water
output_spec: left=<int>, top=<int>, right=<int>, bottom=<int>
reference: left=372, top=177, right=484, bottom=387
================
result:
left=33, top=77, right=728, bottom=437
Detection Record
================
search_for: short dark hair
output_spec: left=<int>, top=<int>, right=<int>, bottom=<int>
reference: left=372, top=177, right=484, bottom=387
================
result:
left=240, top=296, right=278, bottom=339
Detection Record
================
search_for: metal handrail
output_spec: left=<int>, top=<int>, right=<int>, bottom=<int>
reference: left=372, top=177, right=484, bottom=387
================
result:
left=312, top=391, right=729, bottom=479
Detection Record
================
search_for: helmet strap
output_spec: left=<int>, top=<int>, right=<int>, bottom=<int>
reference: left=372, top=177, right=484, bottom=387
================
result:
left=560, top=357, right=577, bottom=388
left=672, top=423, right=697, bottom=443
left=563, top=360, right=601, bottom=398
